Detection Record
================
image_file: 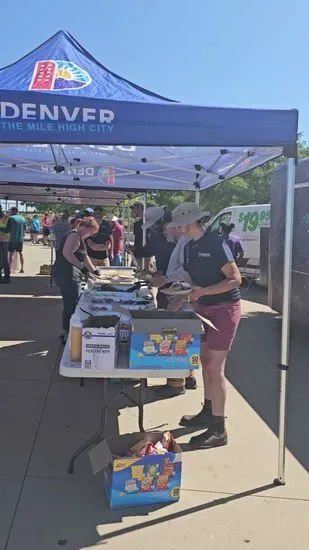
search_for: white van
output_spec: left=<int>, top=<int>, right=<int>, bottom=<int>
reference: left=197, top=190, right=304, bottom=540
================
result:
left=206, top=204, right=270, bottom=267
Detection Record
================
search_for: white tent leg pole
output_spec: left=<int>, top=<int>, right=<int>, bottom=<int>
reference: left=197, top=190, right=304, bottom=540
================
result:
left=195, top=188, right=200, bottom=206
left=274, top=157, right=296, bottom=486
left=126, top=204, right=131, bottom=266
left=142, top=192, right=147, bottom=269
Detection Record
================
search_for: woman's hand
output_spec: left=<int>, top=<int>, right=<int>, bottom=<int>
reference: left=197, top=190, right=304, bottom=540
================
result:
left=190, top=286, right=207, bottom=301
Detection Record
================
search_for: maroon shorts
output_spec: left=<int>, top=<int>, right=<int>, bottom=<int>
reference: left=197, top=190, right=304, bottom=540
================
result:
left=196, top=300, right=241, bottom=352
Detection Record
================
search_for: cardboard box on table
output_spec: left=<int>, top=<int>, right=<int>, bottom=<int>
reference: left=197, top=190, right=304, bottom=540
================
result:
left=128, top=310, right=205, bottom=370
left=89, top=432, right=182, bottom=509
left=88, top=300, right=155, bottom=342
left=81, top=315, right=120, bottom=372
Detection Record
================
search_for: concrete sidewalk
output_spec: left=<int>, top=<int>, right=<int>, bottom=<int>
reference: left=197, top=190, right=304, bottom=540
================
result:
left=0, top=243, right=308, bottom=550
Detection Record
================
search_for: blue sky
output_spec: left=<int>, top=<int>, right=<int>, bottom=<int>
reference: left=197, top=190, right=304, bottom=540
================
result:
left=0, top=0, right=308, bottom=139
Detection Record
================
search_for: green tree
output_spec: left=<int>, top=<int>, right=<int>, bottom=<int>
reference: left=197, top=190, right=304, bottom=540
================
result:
left=155, top=137, right=309, bottom=215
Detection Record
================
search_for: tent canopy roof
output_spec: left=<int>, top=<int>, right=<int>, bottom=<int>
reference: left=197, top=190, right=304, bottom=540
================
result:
left=0, top=183, right=128, bottom=206
left=0, top=143, right=284, bottom=191
left=0, top=30, right=172, bottom=104
left=0, top=30, right=298, bottom=192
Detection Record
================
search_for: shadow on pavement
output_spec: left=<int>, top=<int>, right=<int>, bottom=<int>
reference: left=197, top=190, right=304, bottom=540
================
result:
left=228, top=287, right=309, bottom=472
left=93, top=482, right=276, bottom=545
left=0, top=276, right=60, bottom=297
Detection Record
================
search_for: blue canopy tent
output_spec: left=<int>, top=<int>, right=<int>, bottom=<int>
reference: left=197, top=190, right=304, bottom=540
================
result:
left=0, top=30, right=299, bottom=484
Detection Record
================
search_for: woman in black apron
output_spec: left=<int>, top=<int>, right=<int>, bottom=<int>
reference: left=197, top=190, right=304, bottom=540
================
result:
left=52, top=216, right=100, bottom=338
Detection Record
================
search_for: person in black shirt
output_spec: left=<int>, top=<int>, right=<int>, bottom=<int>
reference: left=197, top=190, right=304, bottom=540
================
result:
left=130, top=202, right=151, bottom=268
left=52, top=217, right=100, bottom=339
left=130, top=202, right=144, bottom=251
left=169, top=202, right=242, bottom=449
left=86, top=209, right=112, bottom=266
left=134, top=207, right=175, bottom=272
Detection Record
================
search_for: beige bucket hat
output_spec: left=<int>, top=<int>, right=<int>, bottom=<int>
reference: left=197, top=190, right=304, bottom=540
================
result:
left=169, top=202, right=210, bottom=227
left=142, top=206, right=165, bottom=230
left=106, top=213, right=119, bottom=222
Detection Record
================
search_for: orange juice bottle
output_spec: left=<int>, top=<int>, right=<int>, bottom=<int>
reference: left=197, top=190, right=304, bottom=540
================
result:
left=70, top=313, right=82, bottom=362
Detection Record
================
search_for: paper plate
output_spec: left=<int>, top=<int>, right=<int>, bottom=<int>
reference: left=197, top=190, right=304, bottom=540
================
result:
left=160, top=287, right=192, bottom=296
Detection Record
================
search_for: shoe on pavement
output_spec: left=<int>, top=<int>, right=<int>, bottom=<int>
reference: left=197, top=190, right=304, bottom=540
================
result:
left=19, top=269, right=24, bottom=274
left=155, top=384, right=185, bottom=398
left=179, top=404, right=212, bottom=427
left=189, top=429, right=228, bottom=449
left=185, top=376, right=197, bottom=390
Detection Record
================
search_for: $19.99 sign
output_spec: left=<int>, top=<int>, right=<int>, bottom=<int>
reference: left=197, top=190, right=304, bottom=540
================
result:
left=238, top=210, right=270, bottom=232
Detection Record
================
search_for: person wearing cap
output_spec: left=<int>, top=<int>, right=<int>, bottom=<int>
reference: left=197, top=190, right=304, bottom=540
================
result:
left=70, top=207, right=94, bottom=229
left=83, top=207, right=94, bottom=216
left=169, top=202, right=242, bottom=449
left=106, top=214, right=124, bottom=266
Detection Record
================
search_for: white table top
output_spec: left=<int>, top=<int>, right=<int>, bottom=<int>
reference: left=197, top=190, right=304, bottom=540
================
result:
left=59, top=341, right=192, bottom=379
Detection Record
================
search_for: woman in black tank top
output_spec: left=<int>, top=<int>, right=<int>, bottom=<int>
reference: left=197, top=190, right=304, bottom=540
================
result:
left=52, top=217, right=99, bottom=337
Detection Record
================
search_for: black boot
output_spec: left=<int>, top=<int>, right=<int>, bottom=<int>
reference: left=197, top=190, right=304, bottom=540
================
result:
left=185, top=376, right=197, bottom=390
left=189, top=429, right=228, bottom=449
left=189, top=416, right=228, bottom=449
left=179, top=400, right=212, bottom=427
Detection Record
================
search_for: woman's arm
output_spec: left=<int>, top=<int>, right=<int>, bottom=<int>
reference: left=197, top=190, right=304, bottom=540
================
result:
left=62, top=233, right=86, bottom=270
left=84, top=255, right=97, bottom=273
left=190, top=262, right=241, bottom=301
left=109, top=234, right=114, bottom=259
left=237, top=240, right=245, bottom=259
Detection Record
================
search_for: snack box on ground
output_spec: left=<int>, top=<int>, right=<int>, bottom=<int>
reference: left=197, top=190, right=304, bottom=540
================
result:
left=81, top=315, right=120, bottom=372
left=129, top=310, right=203, bottom=370
left=89, top=431, right=182, bottom=509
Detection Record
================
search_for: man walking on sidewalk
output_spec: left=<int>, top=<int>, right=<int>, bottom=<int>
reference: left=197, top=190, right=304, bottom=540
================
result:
left=0, top=207, right=26, bottom=274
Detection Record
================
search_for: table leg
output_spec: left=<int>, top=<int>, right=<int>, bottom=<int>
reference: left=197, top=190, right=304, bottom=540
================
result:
left=138, top=379, right=147, bottom=433
left=68, top=378, right=109, bottom=474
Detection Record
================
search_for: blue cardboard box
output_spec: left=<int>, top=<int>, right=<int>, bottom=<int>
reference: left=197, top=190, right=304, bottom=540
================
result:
left=129, top=310, right=203, bottom=370
left=89, top=432, right=182, bottom=509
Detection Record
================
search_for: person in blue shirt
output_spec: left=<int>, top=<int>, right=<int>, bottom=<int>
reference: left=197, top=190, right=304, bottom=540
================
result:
left=0, top=207, right=26, bottom=274
left=220, top=222, right=244, bottom=261
left=30, top=215, right=41, bottom=244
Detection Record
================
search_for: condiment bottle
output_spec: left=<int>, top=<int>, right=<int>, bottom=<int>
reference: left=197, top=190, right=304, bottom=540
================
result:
left=70, top=312, right=82, bottom=362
